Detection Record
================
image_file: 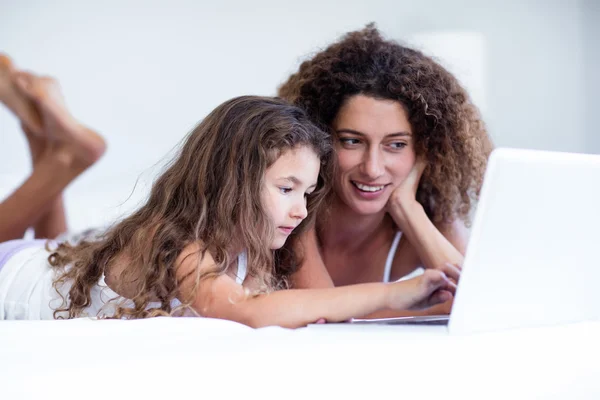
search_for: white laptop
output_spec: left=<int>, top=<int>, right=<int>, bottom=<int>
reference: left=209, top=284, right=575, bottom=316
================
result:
left=350, top=147, right=600, bottom=334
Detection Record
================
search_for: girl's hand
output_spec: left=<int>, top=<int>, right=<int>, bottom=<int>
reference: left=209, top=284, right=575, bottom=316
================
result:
left=386, top=269, right=456, bottom=311
left=439, top=262, right=462, bottom=284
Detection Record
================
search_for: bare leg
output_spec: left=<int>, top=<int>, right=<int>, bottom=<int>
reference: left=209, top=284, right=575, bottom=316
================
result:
left=0, top=145, right=91, bottom=242
left=0, top=58, right=106, bottom=242
left=34, top=197, right=68, bottom=240
left=22, top=123, right=67, bottom=239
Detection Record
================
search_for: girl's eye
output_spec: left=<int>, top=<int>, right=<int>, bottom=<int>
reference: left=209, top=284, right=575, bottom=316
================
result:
left=339, top=138, right=360, bottom=146
left=279, top=187, right=292, bottom=194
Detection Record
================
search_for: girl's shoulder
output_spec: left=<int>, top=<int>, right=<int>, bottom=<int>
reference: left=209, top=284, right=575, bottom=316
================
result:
left=176, top=241, right=210, bottom=269
left=175, top=241, right=221, bottom=283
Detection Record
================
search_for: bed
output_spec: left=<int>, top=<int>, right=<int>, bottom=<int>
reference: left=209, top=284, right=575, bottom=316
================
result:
left=1, top=318, right=598, bottom=399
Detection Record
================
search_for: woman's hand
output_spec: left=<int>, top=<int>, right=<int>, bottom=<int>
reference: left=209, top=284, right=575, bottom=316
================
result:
left=387, top=158, right=427, bottom=213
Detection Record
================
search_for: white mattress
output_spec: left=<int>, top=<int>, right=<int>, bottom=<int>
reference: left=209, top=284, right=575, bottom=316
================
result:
left=1, top=318, right=599, bottom=399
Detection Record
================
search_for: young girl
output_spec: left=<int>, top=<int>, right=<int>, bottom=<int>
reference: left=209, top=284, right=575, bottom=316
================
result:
left=0, top=56, right=455, bottom=327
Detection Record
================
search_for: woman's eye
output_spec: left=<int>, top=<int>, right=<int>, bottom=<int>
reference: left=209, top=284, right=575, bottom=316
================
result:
left=390, top=142, right=407, bottom=149
left=279, top=187, right=292, bottom=194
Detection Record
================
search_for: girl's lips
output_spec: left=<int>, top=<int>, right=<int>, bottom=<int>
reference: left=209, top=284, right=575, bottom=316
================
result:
left=278, top=227, right=295, bottom=235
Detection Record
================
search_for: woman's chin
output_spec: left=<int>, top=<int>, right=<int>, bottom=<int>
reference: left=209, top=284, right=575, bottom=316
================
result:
left=337, top=185, right=392, bottom=216
left=346, top=200, right=387, bottom=216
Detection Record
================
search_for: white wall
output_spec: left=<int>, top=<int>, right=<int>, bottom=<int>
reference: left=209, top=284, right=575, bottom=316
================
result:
left=0, top=0, right=591, bottom=232
left=583, top=0, right=599, bottom=154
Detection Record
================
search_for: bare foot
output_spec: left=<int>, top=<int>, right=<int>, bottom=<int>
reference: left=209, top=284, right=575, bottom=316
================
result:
left=35, top=140, right=93, bottom=174
left=0, top=54, right=43, bottom=134
left=14, top=72, right=106, bottom=164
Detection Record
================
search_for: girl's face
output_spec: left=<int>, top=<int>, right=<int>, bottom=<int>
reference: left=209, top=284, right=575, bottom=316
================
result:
left=261, top=145, right=321, bottom=249
left=332, top=94, right=416, bottom=216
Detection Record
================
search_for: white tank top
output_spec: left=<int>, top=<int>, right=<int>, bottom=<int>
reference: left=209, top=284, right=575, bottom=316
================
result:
left=382, top=232, right=425, bottom=283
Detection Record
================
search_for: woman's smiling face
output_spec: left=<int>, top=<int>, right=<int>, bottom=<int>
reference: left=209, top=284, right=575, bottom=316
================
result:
left=332, top=94, right=416, bottom=215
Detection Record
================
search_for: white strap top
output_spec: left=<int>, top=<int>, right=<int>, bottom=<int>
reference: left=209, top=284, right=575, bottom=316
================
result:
left=382, top=232, right=425, bottom=283
left=382, top=232, right=402, bottom=283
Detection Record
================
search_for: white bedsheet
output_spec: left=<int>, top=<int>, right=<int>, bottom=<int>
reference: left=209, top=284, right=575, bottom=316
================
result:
left=1, top=318, right=599, bottom=399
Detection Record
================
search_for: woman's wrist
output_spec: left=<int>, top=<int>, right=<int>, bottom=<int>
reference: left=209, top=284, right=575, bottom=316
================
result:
left=389, top=197, right=423, bottom=228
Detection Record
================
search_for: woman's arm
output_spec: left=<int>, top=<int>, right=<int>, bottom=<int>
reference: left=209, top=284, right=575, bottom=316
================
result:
left=176, top=245, right=455, bottom=329
left=386, top=160, right=468, bottom=281
left=388, top=201, right=467, bottom=281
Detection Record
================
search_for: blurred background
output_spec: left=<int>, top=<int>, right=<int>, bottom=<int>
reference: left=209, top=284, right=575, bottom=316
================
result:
left=0, top=0, right=597, bottom=233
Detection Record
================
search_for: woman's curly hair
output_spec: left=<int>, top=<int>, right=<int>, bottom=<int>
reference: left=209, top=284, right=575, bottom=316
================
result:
left=278, top=23, right=494, bottom=226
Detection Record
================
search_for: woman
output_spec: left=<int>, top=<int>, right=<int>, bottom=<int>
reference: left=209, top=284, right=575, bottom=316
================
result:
left=279, top=24, right=493, bottom=316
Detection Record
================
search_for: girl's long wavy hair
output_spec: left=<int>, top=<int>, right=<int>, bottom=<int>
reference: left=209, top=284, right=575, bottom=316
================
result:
left=48, top=96, right=332, bottom=319
left=278, top=24, right=494, bottom=226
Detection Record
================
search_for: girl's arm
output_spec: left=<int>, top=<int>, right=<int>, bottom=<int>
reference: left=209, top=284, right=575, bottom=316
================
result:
left=176, top=245, right=454, bottom=329
left=289, top=217, right=460, bottom=320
